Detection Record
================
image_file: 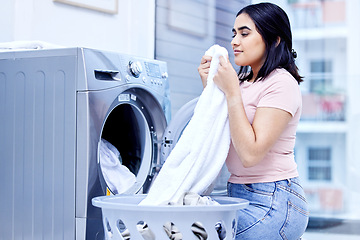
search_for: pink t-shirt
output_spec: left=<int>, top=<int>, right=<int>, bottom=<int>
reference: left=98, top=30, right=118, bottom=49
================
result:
left=226, top=68, right=302, bottom=184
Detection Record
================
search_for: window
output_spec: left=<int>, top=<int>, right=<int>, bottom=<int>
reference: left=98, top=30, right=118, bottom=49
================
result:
left=309, top=60, right=332, bottom=93
left=308, top=147, right=332, bottom=181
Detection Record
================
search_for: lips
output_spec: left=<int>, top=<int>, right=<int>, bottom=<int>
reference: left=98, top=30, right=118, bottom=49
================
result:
left=233, top=49, right=243, bottom=55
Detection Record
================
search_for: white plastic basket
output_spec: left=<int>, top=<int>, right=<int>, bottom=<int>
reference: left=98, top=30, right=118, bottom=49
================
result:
left=92, top=194, right=248, bottom=240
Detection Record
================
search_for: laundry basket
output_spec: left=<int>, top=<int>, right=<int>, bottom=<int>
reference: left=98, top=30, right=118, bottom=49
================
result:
left=92, top=194, right=248, bottom=240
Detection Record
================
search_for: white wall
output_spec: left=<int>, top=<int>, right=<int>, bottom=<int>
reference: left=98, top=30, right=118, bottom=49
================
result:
left=0, top=0, right=155, bottom=58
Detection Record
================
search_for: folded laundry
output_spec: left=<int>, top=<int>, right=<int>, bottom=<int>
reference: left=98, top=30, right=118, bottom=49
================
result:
left=132, top=220, right=224, bottom=240
left=215, top=222, right=226, bottom=240
left=139, top=44, right=230, bottom=206
left=137, top=221, right=208, bottom=240
left=136, top=221, right=156, bottom=240
left=99, top=138, right=136, bottom=194
left=163, top=222, right=183, bottom=240
left=132, top=193, right=220, bottom=240
left=120, top=229, right=130, bottom=240
left=191, top=222, right=208, bottom=240
left=0, top=40, right=64, bottom=51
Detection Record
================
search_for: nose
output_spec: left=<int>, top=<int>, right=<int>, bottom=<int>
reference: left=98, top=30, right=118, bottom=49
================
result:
left=231, top=35, right=239, bottom=48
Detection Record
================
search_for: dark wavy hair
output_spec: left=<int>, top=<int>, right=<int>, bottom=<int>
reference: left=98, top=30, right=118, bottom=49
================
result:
left=236, top=2, right=303, bottom=84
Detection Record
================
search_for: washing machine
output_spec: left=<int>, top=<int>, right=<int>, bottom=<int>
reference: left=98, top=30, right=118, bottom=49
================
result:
left=0, top=47, right=229, bottom=240
left=75, top=48, right=174, bottom=239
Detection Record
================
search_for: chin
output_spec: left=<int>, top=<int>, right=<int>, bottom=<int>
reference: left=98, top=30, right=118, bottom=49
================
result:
left=234, top=59, right=246, bottom=66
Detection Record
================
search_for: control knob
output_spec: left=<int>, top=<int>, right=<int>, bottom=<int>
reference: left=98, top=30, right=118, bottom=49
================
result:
left=128, top=61, right=143, bottom=78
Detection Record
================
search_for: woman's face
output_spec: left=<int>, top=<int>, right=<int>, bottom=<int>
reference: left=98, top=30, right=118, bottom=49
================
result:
left=231, top=13, right=266, bottom=74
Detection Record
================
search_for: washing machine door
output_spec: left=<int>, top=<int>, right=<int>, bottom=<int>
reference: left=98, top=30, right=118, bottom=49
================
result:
left=98, top=88, right=167, bottom=196
left=160, top=97, right=230, bottom=196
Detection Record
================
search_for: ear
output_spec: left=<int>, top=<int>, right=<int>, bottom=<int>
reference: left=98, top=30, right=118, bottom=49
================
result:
left=276, top=37, right=281, bottom=47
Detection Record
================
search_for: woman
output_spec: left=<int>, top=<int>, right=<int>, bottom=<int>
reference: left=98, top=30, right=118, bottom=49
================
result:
left=198, top=2, right=309, bottom=240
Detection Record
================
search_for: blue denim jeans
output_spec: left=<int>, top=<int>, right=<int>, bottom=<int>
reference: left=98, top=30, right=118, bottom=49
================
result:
left=227, top=177, right=309, bottom=240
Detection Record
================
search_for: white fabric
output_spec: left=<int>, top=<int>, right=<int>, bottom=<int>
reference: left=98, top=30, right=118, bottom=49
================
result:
left=136, top=194, right=218, bottom=240
left=99, top=139, right=136, bottom=194
left=0, top=40, right=64, bottom=51
left=139, top=221, right=208, bottom=240
left=136, top=222, right=156, bottom=240
left=140, top=45, right=230, bottom=205
left=182, top=192, right=220, bottom=206
left=167, top=192, right=220, bottom=206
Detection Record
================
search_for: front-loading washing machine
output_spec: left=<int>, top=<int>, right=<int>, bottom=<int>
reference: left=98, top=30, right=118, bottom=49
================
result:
left=76, top=48, right=175, bottom=239
left=0, top=47, right=229, bottom=240
left=0, top=47, right=178, bottom=240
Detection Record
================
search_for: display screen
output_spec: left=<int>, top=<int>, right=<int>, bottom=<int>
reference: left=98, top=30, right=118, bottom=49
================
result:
left=145, top=62, right=161, bottom=78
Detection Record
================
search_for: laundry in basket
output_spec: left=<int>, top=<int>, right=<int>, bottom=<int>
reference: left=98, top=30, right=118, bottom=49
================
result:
left=92, top=194, right=248, bottom=240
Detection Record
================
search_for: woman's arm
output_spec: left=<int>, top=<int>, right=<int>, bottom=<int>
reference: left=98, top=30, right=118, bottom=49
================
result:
left=228, top=96, right=292, bottom=167
left=214, top=56, right=292, bottom=168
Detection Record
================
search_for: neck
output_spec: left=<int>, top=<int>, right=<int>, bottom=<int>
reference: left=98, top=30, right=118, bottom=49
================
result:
left=250, top=65, right=261, bottom=82
left=249, top=72, right=258, bottom=82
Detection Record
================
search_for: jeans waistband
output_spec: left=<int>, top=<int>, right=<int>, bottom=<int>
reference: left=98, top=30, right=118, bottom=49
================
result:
left=276, top=177, right=300, bottom=186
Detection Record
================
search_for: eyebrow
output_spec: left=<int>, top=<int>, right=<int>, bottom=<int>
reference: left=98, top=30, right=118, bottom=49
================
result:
left=232, top=26, right=252, bottom=32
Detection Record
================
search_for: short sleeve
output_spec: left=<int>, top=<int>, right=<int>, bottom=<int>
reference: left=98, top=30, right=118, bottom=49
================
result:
left=257, top=72, right=301, bottom=117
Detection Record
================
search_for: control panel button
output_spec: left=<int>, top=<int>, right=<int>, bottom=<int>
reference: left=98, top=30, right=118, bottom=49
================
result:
left=125, top=75, right=131, bottom=82
left=161, top=72, right=168, bottom=79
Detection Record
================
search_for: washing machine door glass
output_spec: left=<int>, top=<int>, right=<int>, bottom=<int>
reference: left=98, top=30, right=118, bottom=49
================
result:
left=160, top=97, right=230, bottom=196
left=99, top=89, right=167, bottom=195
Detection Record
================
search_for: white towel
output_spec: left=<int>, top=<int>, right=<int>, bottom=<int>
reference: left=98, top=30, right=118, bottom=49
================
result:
left=99, top=139, right=136, bottom=194
left=0, top=40, right=64, bottom=51
left=139, top=45, right=230, bottom=205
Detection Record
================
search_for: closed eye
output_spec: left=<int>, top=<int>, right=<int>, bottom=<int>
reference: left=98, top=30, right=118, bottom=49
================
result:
left=232, top=26, right=251, bottom=38
left=232, top=29, right=237, bottom=38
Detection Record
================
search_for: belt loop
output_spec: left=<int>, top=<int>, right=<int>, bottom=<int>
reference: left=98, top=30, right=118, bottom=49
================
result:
left=287, top=179, right=291, bottom=186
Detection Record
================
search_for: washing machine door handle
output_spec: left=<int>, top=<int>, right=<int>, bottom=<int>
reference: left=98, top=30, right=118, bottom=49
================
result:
left=164, top=138, right=173, bottom=145
left=153, top=137, right=173, bottom=146
left=94, top=69, right=122, bottom=81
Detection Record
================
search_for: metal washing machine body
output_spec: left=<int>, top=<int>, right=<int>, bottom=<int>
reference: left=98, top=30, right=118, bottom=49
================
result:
left=76, top=48, right=175, bottom=239
left=0, top=47, right=177, bottom=240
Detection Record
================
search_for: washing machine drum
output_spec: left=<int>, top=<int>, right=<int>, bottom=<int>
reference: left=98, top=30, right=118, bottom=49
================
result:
left=98, top=101, right=159, bottom=196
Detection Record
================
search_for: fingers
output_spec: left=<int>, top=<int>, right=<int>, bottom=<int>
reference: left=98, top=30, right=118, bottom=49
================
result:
left=198, top=63, right=210, bottom=75
left=219, top=55, right=228, bottom=65
left=201, top=55, right=212, bottom=64
left=200, top=62, right=211, bottom=69
left=198, top=55, right=212, bottom=88
left=198, top=55, right=211, bottom=72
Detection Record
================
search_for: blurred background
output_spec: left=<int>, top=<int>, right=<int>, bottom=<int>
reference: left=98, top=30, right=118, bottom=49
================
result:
left=1, top=0, right=360, bottom=239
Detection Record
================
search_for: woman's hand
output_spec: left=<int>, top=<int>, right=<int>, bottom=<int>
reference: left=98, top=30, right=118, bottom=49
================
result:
left=213, top=56, right=239, bottom=97
left=198, top=55, right=212, bottom=88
